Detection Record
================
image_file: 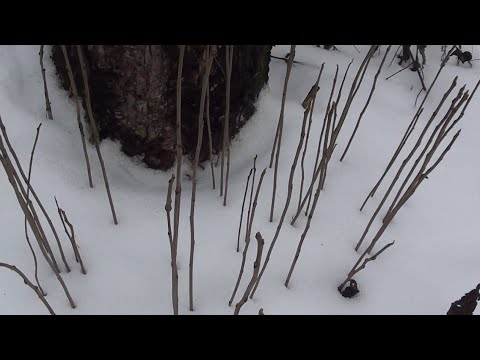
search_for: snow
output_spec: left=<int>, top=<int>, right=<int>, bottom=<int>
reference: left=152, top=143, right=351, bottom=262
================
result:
left=0, top=45, right=479, bottom=314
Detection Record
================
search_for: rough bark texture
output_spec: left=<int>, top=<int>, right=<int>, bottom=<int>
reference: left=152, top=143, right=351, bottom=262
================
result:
left=51, top=45, right=272, bottom=170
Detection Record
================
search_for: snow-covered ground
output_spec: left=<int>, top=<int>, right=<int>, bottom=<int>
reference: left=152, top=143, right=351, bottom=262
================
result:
left=0, top=45, right=479, bottom=314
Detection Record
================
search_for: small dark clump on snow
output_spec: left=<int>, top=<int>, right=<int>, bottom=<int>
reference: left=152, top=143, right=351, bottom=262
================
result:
left=340, top=279, right=360, bottom=299
left=447, top=284, right=480, bottom=315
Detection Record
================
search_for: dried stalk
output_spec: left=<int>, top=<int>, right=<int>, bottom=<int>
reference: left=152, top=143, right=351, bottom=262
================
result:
left=285, top=104, right=335, bottom=287
left=244, top=156, right=258, bottom=243
left=270, top=45, right=296, bottom=222
left=76, top=45, right=118, bottom=225
left=54, top=198, right=86, bottom=275
left=0, top=129, right=76, bottom=308
left=234, top=232, right=265, bottom=315
left=229, top=168, right=267, bottom=306
left=340, top=45, right=392, bottom=161
left=361, top=46, right=458, bottom=211
left=223, top=45, right=233, bottom=206
left=305, top=65, right=340, bottom=215
left=205, top=78, right=216, bottom=189
left=250, top=102, right=311, bottom=298
left=298, top=64, right=324, bottom=213
left=24, top=124, right=46, bottom=295
left=0, top=117, right=61, bottom=272
left=355, top=80, right=463, bottom=252
left=171, top=45, right=185, bottom=315
left=338, top=241, right=395, bottom=292
left=0, top=262, right=55, bottom=315
left=189, top=47, right=214, bottom=312
left=165, top=174, right=175, bottom=248
left=237, top=167, right=253, bottom=252
left=39, top=45, right=53, bottom=120
left=60, top=45, right=93, bottom=188
left=269, top=45, right=296, bottom=168
left=385, top=81, right=479, bottom=219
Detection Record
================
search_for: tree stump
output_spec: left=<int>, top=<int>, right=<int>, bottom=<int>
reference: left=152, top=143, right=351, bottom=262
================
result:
left=51, top=45, right=272, bottom=170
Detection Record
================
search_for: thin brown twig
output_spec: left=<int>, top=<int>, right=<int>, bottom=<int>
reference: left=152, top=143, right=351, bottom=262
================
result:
left=61, top=45, right=93, bottom=188
left=39, top=45, right=53, bottom=120
left=54, top=197, right=87, bottom=275
left=76, top=45, right=118, bottom=225
left=234, top=232, right=265, bottom=315
left=229, top=168, right=267, bottom=306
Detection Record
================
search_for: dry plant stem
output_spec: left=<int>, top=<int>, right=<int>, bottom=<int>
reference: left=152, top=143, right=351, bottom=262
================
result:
left=171, top=45, right=185, bottom=315
left=39, top=45, right=53, bottom=120
left=250, top=103, right=311, bottom=298
left=76, top=45, right=118, bottom=225
left=205, top=79, right=216, bottom=189
left=234, top=232, right=265, bottom=315
left=333, top=60, right=354, bottom=122
left=270, top=45, right=296, bottom=221
left=319, top=104, right=336, bottom=190
left=385, top=84, right=477, bottom=219
left=189, top=48, right=214, bottom=312
left=305, top=66, right=339, bottom=215
left=61, top=45, right=93, bottom=188
left=223, top=45, right=233, bottom=206
left=269, top=45, right=297, bottom=169
left=388, top=45, right=402, bottom=68
left=385, top=61, right=414, bottom=81
left=54, top=198, right=87, bottom=275
left=298, top=64, right=325, bottom=213
left=0, top=117, right=60, bottom=272
left=284, top=103, right=335, bottom=286
left=0, top=136, right=76, bottom=308
left=354, top=79, right=461, bottom=252
left=244, top=156, right=257, bottom=243
left=229, top=169, right=267, bottom=306
left=165, top=174, right=175, bottom=248
left=26, top=124, right=71, bottom=273
left=237, top=167, right=253, bottom=252
left=24, top=123, right=46, bottom=295
left=360, top=53, right=457, bottom=211
left=340, top=45, right=392, bottom=161
left=0, top=262, right=55, bottom=315
left=338, top=241, right=395, bottom=291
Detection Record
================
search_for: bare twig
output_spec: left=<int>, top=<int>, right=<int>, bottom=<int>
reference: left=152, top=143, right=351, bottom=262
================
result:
left=171, top=45, right=185, bottom=315
left=0, top=116, right=61, bottom=273
left=385, top=61, right=414, bottom=80
left=76, top=45, right=118, bottom=225
left=234, top=232, right=265, bottom=315
left=0, top=125, right=76, bottom=308
left=0, top=262, right=55, bottom=315
left=360, top=50, right=458, bottom=211
left=237, top=167, right=253, bottom=252
left=285, top=104, right=335, bottom=287
left=340, top=45, right=392, bottom=161
left=39, top=45, right=53, bottom=120
left=223, top=45, right=233, bottom=206
left=205, top=78, right=216, bottom=189
left=54, top=197, right=87, bottom=275
left=165, top=174, right=175, bottom=248
left=24, top=123, right=46, bottom=295
left=61, top=45, right=93, bottom=188
left=338, top=241, right=395, bottom=292
left=244, top=156, right=257, bottom=243
left=189, top=46, right=214, bottom=312
left=355, top=79, right=461, bottom=252
left=270, top=45, right=296, bottom=221
left=298, top=65, right=325, bottom=213
left=229, top=168, right=267, bottom=306
left=251, top=101, right=312, bottom=298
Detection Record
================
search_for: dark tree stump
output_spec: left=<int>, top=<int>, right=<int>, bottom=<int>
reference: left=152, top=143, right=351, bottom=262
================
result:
left=51, top=45, right=272, bottom=170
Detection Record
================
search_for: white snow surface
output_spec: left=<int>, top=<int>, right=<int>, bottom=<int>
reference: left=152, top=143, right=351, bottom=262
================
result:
left=0, top=45, right=479, bottom=314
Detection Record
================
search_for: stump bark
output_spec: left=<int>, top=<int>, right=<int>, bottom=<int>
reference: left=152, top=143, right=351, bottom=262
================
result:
left=51, top=45, right=272, bottom=170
